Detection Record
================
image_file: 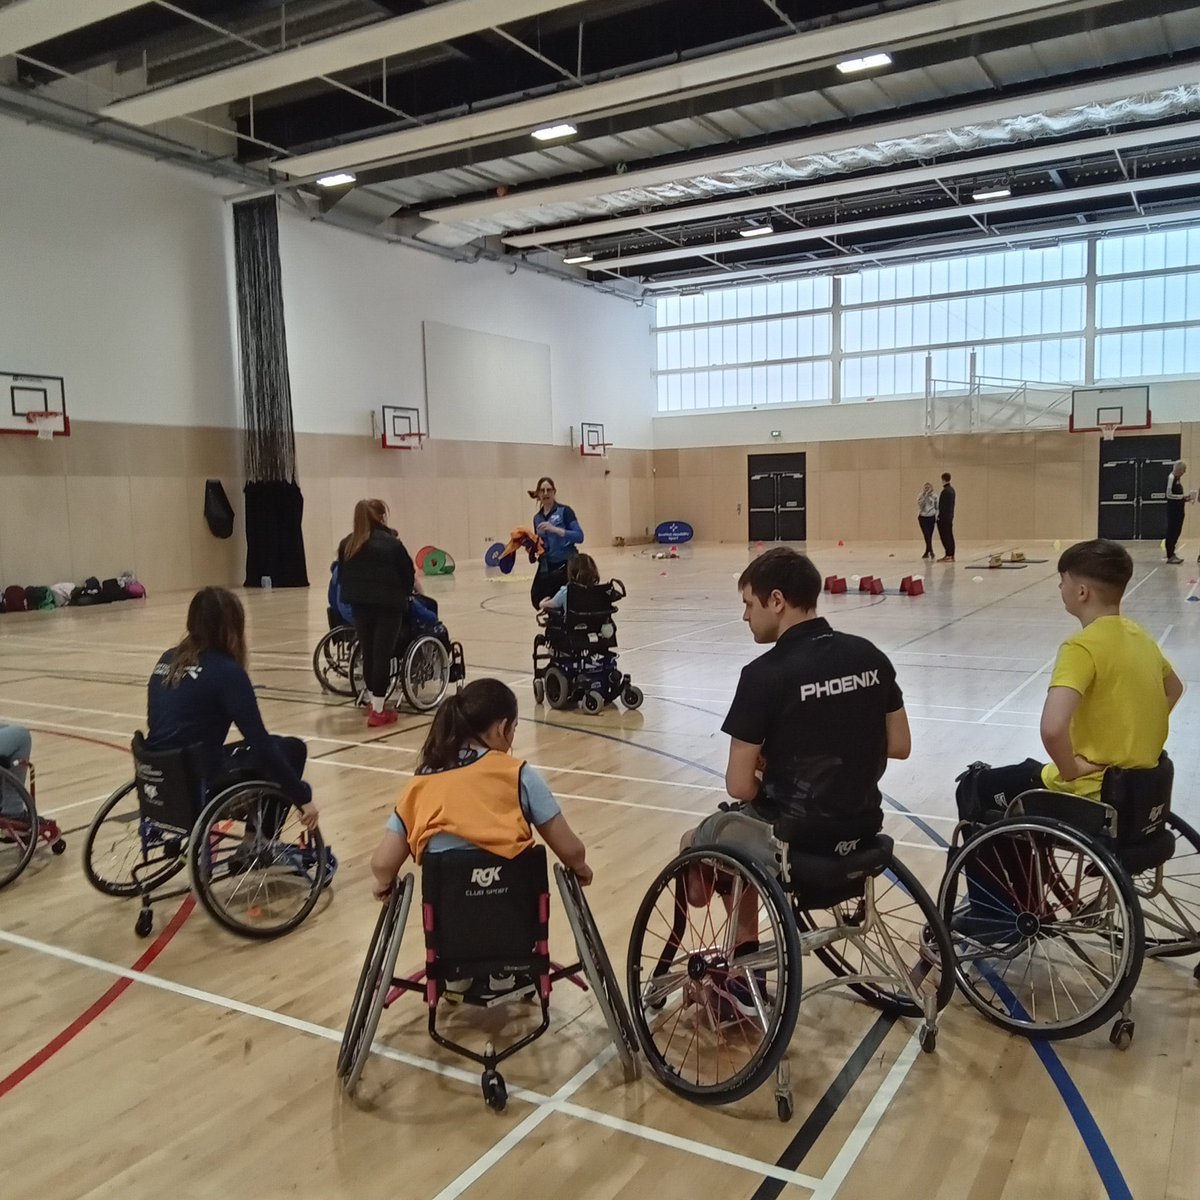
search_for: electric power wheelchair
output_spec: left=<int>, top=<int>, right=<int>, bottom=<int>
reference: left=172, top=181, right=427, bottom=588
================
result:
left=937, top=753, right=1200, bottom=1047
left=625, top=805, right=954, bottom=1121
left=314, top=598, right=465, bottom=711
left=83, top=733, right=332, bottom=939
left=532, top=579, right=643, bottom=713
left=338, top=845, right=640, bottom=1111
left=0, top=754, right=65, bottom=890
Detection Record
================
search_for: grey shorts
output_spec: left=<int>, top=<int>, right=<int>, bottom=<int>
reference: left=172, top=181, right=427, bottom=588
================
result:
left=692, top=806, right=782, bottom=876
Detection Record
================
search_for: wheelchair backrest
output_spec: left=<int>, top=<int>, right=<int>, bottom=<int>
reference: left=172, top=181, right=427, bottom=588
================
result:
left=1100, top=754, right=1173, bottom=844
left=130, top=732, right=207, bottom=835
left=420, top=845, right=550, bottom=982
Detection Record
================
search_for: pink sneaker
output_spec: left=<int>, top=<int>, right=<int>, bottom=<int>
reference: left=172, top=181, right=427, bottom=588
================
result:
left=367, top=708, right=399, bottom=728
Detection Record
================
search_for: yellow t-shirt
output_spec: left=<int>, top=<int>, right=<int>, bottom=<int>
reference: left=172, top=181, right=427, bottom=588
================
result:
left=1040, top=615, right=1172, bottom=799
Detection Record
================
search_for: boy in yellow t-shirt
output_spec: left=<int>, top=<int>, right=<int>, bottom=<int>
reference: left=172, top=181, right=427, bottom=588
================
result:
left=956, top=539, right=1184, bottom=819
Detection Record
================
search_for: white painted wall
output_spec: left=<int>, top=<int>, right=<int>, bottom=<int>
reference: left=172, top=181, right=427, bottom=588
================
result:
left=276, top=209, right=655, bottom=448
left=0, top=116, right=239, bottom=428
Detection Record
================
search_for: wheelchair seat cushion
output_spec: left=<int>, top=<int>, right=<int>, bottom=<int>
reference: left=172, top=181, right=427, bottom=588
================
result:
left=788, top=833, right=893, bottom=909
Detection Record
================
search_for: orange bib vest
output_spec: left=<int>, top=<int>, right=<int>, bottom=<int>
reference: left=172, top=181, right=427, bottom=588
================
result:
left=395, top=752, right=533, bottom=863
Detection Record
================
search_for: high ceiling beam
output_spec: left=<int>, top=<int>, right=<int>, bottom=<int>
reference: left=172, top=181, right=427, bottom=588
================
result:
left=0, top=0, right=147, bottom=58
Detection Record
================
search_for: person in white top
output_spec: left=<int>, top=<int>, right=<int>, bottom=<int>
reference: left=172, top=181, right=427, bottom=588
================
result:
left=1164, top=460, right=1188, bottom=565
left=916, top=483, right=939, bottom=560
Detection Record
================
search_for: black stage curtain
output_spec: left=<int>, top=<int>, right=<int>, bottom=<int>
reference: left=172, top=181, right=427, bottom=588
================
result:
left=243, top=481, right=308, bottom=588
left=233, top=196, right=308, bottom=587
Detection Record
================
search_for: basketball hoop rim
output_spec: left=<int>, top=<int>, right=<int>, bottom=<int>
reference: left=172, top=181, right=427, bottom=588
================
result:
left=381, top=430, right=427, bottom=451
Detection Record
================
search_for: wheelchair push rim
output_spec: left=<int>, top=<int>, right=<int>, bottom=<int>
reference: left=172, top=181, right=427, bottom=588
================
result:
left=0, top=766, right=39, bottom=889
left=83, top=779, right=188, bottom=898
left=793, top=856, right=955, bottom=1017
left=939, top=817, right=1143, bottom=1039
left=626, top=846, right=801, bottom=1104
left=401, top=635, right=451, bottom=712
left=188, top=783, right=328, bottom=939
left=313, top=626, right=358, bottom=697
left=1135, top=812, right=1200, bottom=959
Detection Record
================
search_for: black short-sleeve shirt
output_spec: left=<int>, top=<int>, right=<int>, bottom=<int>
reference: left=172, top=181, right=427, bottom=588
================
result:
left=721, top=618, right=903, bottom=829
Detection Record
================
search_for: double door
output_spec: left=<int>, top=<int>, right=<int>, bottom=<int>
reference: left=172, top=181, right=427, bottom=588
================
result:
left=748, top=452, right=806, bottom=542
left=1098, top=433, right=1181, bottom=541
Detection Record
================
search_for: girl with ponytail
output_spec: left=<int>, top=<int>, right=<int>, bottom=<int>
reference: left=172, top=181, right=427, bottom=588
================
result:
left=369, top=679, right=590, bottom=899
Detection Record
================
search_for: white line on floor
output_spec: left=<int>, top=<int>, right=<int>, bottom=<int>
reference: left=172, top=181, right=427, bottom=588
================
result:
left=624, top=617, right=745, bottom=655
left=976, top=654, right=1057, bottom=724
left=808, top=1028, right=923, bottom=1200
left=0, top=927, right=821, bottom=1192
left=1159, top=624, right=1175, bottom=649
left=1125, top=566, right=1160, bottom=597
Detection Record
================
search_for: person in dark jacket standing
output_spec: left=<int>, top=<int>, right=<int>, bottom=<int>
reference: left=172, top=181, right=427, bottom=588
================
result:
left=937, top=472, right=957, bottom=563
left=338, top=499, right=417, bottom=728
left=1164, top=460, right=1188, bottom=564
left=528, top=476, right=585, bottom=609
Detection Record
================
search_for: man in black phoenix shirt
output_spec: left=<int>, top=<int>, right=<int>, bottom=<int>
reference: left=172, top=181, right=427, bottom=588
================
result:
left=684, top=547, right=911, bottom=881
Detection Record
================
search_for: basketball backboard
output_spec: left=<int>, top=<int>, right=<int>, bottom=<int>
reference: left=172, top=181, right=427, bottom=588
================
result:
left=376, top=404, right=425, bottom=450
left=1070, top=386, right=1150, bottom=433
left=579, top=421, right=611, bottom=457
left=0, top=370, right=69, bottom=437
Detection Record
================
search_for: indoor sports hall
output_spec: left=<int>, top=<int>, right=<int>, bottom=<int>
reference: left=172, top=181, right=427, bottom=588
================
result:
left=1, top=4, right=1198, bottom=1200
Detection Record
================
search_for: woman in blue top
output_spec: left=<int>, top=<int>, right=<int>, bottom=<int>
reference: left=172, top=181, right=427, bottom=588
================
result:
left=146, top=587, right=319, bottom=831
left=528, top=476, right=584, bottom=609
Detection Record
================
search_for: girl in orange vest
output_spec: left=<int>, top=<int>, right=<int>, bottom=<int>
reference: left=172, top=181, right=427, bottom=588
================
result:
left=369, top=679, right=591, bottom=900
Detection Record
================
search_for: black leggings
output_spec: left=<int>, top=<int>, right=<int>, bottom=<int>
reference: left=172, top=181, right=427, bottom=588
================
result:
left=1166, top=502, right=1185, bottom=558
left=918, top=515, right=936, bottom=556
left=354, top=604, right=407, bottom=697
left=214, top=736, right=309, bottom=835
left=937, top=517, right=956, bottom=557
left=530, top=564, right=568, bottom=609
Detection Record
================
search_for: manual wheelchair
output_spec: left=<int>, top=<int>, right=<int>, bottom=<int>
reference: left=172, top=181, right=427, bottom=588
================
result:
left=625, top=810, right=953, bottom=1120
left=0, top=755, right=65, bottom=890
left=83, top=733, right=332, bottom=939
left=532, top=579, right=643, bottom=713
left=338, top=845, right=640, bottom=1110
left=937, top=754, right=1199, bottom=1047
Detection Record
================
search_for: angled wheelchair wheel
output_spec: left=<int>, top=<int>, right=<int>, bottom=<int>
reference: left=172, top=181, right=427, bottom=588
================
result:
left=939, top=817, right=1143, bottom=1039
left=793, top=858, right=954, bottom=1017
left=0, top=766, right=38, bottom=890
left=1136, top=813, right=1200, bottom=959
left=627, top=846, right=801, bottom=1105
left=343, top=875, right=412, bottom=1095
left=401, top=635, right=450, bottom=712
left=555, top=865, right=641, bottom=1082
left=83, top=780, right=187, bottom=898
left=189, top=782, right=327, bottom=939
left=313, top=626, right=358, bottom=696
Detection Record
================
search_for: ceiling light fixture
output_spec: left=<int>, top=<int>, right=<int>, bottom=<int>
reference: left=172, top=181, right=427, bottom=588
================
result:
left=836, top=52, right=892, bottom=74
left=971, top=186, right=1012, bottom=201
left=563, top=254, right=593, bottom=265
left=315, top=171, right=356, bottom=187
left=532, top=123, right=577, bottom=141
left=738, top=224, right=775, bottom=238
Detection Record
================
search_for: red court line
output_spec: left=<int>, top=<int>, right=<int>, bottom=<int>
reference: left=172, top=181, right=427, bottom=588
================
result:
left=26, top=727, right=130, bottom=755
left=0, top=896, right=195, bottom=1100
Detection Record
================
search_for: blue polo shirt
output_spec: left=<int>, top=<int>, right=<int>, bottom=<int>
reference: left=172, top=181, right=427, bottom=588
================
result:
left=531, top=503, right=583, bottom=571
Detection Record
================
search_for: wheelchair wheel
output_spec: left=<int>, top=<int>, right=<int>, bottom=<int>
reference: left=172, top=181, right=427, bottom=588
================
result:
left=793, top=858, right=954, bottom=1017
left=621, top=685, right=644, bottom=711
left=401, top=635, right=451, bottom=712
left=1135, top=813, right=1200, bottom=959
left=189, top=782, right=327, bottom=939
left=0, top=766, right=38, bottom=890
left=312, top=626, right=358, bottom=696
left=343, top=876, right=413, bottom=1094
left=544, top=667, right=570, bottom=710
left=555, top=865, right=641, bottom=1083
left=939, top=817, right=1143, bottom=1039
left=83, top=780, right=187, bottom=898
left=627, top=846, right=801, bottom=1105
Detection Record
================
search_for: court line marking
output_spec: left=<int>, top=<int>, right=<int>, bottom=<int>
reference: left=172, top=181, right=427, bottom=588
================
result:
left=0, top=928, right=820, bottom=1191
left=1159, top=624, right=1174, bottom=649
left=623, top=617, right=745, bottom=654
left=976, top=653, right=1057, bottom=724
left=807, top=1029, right=922, bottom=1200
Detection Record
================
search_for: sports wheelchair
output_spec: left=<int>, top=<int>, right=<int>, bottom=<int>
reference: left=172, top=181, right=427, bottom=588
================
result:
left=338, top=845, right=640, bottom=1111
left=937, top=754, right=1199, bottom=1048
left=0, top=755, right=65, bottom=890
left=83, top=733, right=332, bottom=939
left=626, top=810, right=953, bottom=1120
left=532, top=579, right=643, bottom=713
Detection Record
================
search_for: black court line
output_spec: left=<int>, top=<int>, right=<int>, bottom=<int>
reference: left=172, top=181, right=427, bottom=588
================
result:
left=750, top=1013, right=896, bottom=1200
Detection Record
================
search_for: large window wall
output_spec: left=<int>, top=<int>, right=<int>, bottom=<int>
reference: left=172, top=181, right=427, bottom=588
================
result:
left=654, top=224, right=1200, bottom=413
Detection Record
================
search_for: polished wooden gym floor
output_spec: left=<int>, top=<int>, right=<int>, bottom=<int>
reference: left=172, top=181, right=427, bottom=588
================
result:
left=1, top=540, right=1196, bottom=1200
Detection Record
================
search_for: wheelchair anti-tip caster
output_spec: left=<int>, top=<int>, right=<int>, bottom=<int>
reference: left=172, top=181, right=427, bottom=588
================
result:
left=532, top=678, right=544, bottom=705
left=776, top=1093, right=793, bottom=1122
left=1109, top=1018, right=1135, bottom=1050
left=481, top=1069, right=507, bottom=1112
left=51, top=839, right=66, bottom=855
left=919, top=1025, right=937, bottom=1054
left=582, top=690, right=604, bottom=715
left=774, top=1059, right=792, bottom=1121
left=135, top=910, right=154, bottom=938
